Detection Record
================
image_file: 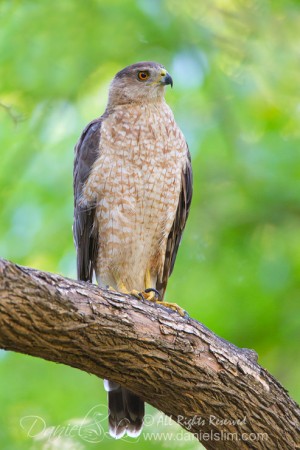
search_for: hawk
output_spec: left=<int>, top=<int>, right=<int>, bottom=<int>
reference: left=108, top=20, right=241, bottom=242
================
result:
left=73, top=61, right=193, bottom=439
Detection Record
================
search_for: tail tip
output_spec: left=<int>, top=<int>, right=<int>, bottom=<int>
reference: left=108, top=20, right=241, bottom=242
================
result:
left=109, top=424, right=127, bottom=439
left=127, top=425, right=143, bottom=438
left=108, top=421, right=143, bottom=439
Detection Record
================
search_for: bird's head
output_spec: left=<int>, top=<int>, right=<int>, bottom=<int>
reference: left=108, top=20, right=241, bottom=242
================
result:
left=106, top=61, right=173, bottom=109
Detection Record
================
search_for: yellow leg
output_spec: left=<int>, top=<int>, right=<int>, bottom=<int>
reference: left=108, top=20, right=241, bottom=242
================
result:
left=142, top=269, right=186, bottom=316
left=144, top=269, right=152, bottom=290
left=111, top=272, right=186, bottom=317
left=116, top=281, right=142, bottom=299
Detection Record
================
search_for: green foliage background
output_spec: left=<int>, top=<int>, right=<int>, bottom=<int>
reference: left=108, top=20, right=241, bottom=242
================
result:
left=1, top=1, right=299, bottom=449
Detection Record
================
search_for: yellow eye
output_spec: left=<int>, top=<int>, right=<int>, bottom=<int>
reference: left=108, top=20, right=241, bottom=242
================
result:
left=138, top=71, right=150, bottom=81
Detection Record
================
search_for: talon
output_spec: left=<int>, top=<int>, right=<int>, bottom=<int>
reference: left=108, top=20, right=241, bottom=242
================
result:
left=141, top=289, right=157, bottom=301
left=129, top=288, right=160, bottom=301
left=144, top=288, right=161, bottom=300
left=129, top=289, right=145, bottom=300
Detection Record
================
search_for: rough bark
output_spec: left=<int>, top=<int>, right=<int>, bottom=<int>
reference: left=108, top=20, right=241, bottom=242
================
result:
left=0, top=258, right=299, bottom=449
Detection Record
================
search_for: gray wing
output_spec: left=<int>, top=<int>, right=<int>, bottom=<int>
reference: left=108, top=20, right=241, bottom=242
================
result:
left=157, top=146, right=193, bottom=298
left=73, top=118, right=102, bottom=282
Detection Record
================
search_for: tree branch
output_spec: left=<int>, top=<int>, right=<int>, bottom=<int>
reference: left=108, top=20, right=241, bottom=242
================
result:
left=0, top=258, right=299, bottom=449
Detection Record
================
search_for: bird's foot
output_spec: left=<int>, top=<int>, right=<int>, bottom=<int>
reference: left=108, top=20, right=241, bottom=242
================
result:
left=155, top=300, right=186, bottom=317
left=130, top=288, right=186, bottom=317
left=129, top=288, right=160, bottom=301
left=143, top=288, right=161, bottom=301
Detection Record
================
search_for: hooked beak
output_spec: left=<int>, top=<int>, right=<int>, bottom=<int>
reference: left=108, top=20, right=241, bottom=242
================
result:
left=161, top=72, right=173, bottom=88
